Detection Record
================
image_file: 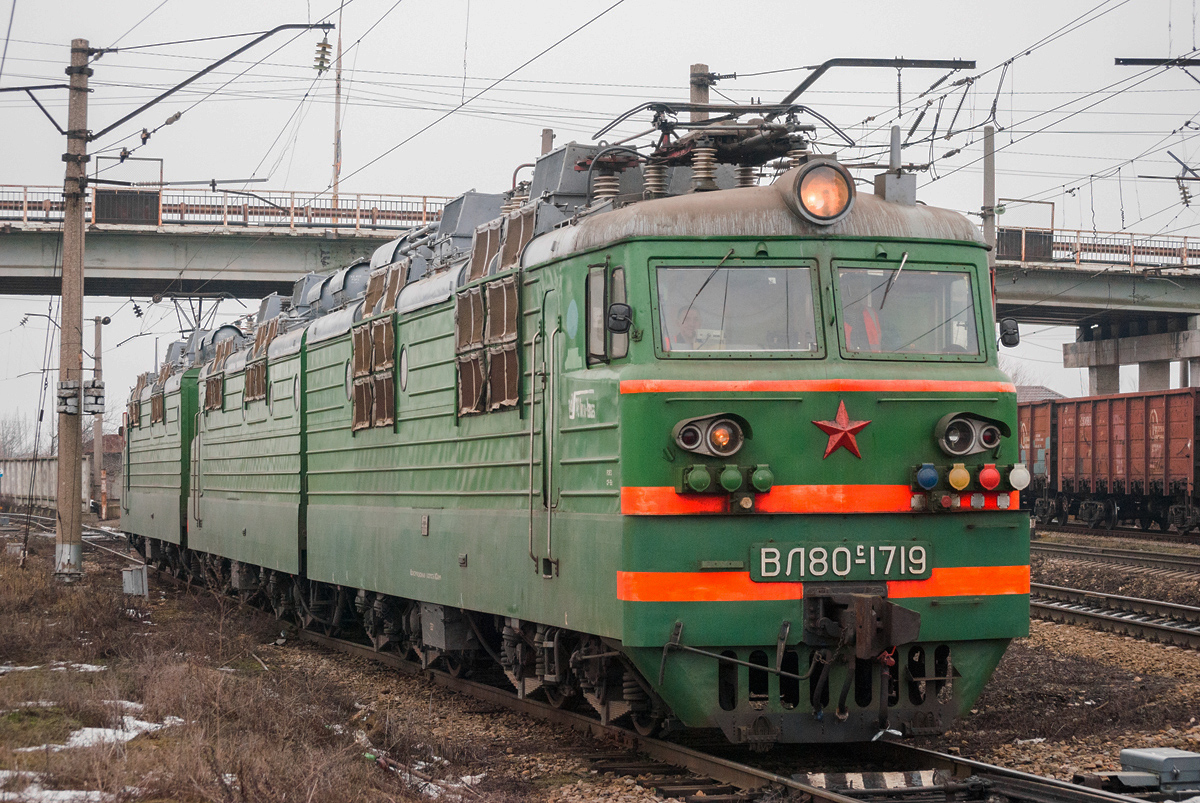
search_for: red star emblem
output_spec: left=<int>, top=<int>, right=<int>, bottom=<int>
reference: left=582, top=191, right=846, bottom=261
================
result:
left=813, top=400, right=871, bottom=459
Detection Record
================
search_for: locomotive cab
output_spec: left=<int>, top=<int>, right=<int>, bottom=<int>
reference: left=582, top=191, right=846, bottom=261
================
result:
left=517, top=153, right=1030, bottom=744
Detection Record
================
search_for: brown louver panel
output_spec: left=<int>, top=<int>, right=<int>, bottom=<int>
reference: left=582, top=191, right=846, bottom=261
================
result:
left=352, top=377, right=374, bottom=431
left=373, top=371, right=394, bottom=427
left=352, top=324, right=373, bottom=378
left=456, top=353, right=486, bottom=416
left=245, top=362, right=268, bottom=402
left=498, top=206, right=536, bottom=272
left=468, top=219, right=503, bottom=282
left=486, top=344, right=519, bottom=412
left=382, top=259, right=408, bottom=312
left=371, top=318, right=395, bottom=371
left=454, top=288, right=485, bottom=354
left=205, top=375, right=224, bottom=411
left=364, top=268, right=388, bottom=315
left=483, top=276, right=519, bottom=346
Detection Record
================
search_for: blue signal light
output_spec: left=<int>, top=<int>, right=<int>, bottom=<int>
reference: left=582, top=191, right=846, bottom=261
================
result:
left=916, top=463, right=939, bottom=491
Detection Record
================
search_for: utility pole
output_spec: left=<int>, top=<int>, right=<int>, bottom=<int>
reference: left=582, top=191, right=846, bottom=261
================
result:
left=92, top=316, right=103, bottom=518
left=983, top=124, right=997, bottom=275
left=332, top=4, right=344, bottom=225
left=38, top=23, right=329, bottom=578
left=689, top=63, right=711, bottom=123
left=54, top=38, right=90, bottom=579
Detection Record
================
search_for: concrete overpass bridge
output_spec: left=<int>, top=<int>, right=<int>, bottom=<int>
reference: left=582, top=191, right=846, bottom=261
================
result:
left=2, top=184, right=1199, bottom=393
left=0, top=184, right=446, bottom=296
left=993, top=225, right=1200, bottom=393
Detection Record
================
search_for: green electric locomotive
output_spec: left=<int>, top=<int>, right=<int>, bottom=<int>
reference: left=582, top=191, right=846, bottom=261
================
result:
left=124, top=101, right=1030, bottom=747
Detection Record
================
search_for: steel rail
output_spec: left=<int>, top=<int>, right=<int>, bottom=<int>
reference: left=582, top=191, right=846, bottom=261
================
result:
left=1033, top=522, right=1200, bottom=546
left=870, top=743, right=1146, bottom=803
left=1031, top=583, right=1200, bottom=648
left=1031, top=541, right=1200, bottom=574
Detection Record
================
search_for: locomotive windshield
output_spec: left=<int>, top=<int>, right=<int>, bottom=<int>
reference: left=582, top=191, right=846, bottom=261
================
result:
left=657, top=266, right=819, bottom=354
left=836, top=266, right=980, bottom=356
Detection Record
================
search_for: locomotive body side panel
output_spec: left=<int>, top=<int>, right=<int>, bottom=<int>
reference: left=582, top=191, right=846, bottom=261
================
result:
left=123, top=369, right=197, bottom=546
left=302, top=255, right=625, bottom=641
left=188, top=351, right=304, bottom=575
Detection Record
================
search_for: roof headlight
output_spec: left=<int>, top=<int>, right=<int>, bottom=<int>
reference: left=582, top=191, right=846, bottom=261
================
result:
left=789, top=159, right=855, bottom=225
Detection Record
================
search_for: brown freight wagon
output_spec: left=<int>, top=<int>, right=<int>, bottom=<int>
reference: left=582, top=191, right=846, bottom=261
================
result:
left=1016, top=400, right=1054, bottom=501
left=1020, top=389, right=1198, bottom=530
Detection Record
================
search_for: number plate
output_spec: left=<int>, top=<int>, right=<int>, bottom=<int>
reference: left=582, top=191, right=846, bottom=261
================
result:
left=751, top=541, right=932, bottom=583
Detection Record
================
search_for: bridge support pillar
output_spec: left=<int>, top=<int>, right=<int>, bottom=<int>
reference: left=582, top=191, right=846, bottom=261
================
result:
left=1067, top=317, right=1200, bottom=394
left=1138, top=360, right=1171, bottom=391
left=1088, top=365, right=1119, bottom=395
left=1188, top=358, right=1200, bottom=388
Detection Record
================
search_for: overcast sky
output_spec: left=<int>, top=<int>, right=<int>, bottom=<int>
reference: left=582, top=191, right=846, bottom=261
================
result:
left=0, top=0, right=1198, bottom=430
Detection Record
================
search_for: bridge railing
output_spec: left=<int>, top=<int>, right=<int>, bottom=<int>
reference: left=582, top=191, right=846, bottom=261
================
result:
left=997, top=226, right=1200, bottom=269
left=0, top=185, right=451, bottom=232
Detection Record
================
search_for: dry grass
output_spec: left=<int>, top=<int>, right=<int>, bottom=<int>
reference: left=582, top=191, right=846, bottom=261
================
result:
left=0, top=537, right=427, bottom=802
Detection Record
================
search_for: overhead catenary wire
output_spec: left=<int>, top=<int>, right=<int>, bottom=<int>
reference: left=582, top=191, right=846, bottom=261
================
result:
left=923, top=54, right=1200, bottom=188
left=314, top=0, right=627, bottom=197
left=102, top=0, right=171, bottom=52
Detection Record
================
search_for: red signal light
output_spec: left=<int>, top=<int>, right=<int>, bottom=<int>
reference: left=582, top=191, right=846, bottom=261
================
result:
left=979, top=463, right=1001, bottom=491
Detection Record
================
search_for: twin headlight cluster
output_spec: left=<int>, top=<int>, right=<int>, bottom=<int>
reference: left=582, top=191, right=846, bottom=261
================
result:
left=673, top=414, right=745, bottom=458
left=934, top=413, right=1004, bottom=457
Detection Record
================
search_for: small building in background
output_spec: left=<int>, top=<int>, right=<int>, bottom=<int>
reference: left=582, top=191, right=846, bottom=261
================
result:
left=1016, top=385, right=1066, bottom=403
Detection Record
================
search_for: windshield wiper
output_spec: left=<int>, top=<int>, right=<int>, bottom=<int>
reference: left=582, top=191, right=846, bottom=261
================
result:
left=681, top=248, right=736, bottom=320
left=878, top=251, right=909, bottom=310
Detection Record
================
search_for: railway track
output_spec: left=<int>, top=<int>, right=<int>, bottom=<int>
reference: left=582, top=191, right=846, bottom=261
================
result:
left=1031, top=583, right=1200, bottom=649
left=299, top=629, right=1153, bottom=803
left=1031, top=541, right=1200, bottom=575
left=117, top=553, right=1149, bottom=803
left=1032, top=521, right=1200, bottom=546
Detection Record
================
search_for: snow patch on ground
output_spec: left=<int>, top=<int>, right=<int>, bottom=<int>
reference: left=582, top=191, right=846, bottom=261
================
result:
left=0, top=770, right=115, bottom=802
left=14, top=714, right=179, bottom=753
left=0, top=662, right=108, bottom=676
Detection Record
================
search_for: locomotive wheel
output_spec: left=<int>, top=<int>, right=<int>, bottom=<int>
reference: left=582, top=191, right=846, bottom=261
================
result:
left=631, top=711, right=663, bottom=737
left=442, top=653, right=470, bottom=678
left=543, top=685, right=576, bottom=710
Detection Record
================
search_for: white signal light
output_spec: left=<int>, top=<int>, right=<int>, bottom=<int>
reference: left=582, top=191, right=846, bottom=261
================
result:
left=1009, top=463, right=1031, bottom=491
